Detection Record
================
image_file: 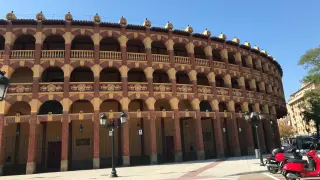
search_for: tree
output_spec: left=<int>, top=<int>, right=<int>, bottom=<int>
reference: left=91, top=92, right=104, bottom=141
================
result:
left=299, top=46, right=320, bottom=84
left=279, top=121, right=295, bottom=140
left=301, top=91, right=320, bottom=139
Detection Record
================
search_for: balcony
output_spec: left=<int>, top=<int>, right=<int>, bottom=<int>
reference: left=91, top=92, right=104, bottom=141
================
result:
left=216, top=87, right=229, bottom=96
left=174, top=56, right=190, bottom=64
left=7, top=83, right=33, bottom=94
left=128, top=82, right=148, bottom=92
left=232, top=89, right=244, bottom=97
left=127, top=52, right=146, bottom=61
left=195, top=58, right=209, bottom=66
left=10, top=50, right=35, bottom=59
left=0, top=50, right=3, bottom=59
left=176, top=84, right=193, bottom=93
left=242, top=67, right=251, bottom=74
left=153, top=83, right=172, bottom=93
left=197, top=85, right=212, bottom=94
left=100, top=51, right=122, bottom=60
left=69, top=82, right=94, bottom=92
left=70, top=50, right=94, bottom=59
left=41, top=50, right=65, bottom=59
left=152, top=54, right=170, bottom=63
left=39, top=82, right=64, bottom=93
left=100, top=82, right=122, bottom=92
left=213, top=61, right=226, bottom=69
left=229, top=64, right=239, bottom=71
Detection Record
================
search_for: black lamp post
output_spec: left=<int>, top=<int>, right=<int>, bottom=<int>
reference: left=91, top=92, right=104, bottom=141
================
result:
left=100, top=111, right=127, bottom=178
left=0, top=71, right=10, bottom=101
left=243, top=111, right=266, bottom=166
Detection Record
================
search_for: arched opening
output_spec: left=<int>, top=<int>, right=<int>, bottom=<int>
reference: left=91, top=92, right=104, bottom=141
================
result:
left=10, top=67, right=33, bottom=83
left=128, top=99, right=149, bottom=165
left=215, top=75, right=225, bottom=87
left=127, top=39, right=145, bottom=53
left=200, top=101, right=212, bottom=112
left=228, top=52, right=236, bottom=64
left=245, top=80, right=251, bottom=91
left=231, top=77, right=239, bottom=89
left=69, top=100, right=94, bottom=113
left=174, top=43, right=188, bottom=57
left=128, top=68, right=146, bottom=82
left=13, top=35, right=35, bottom=50
left=70, top=67, right=94, bottom=82
left=212, top=49, right=222, bottom=62
left=256, top=81, right=261, bottom=92
left=197, top=73, right=209, bottom=86
left=4, top=102, right=31, bottom=175
left=41, top=67, right=64, bottom=82
left=42, top=35, right=65, bottom=50
left=241, top=55, right=248, bottom=67
left=0, top=35, right=4, bottom=50
left=100, top=37, right=120, bottom=52
left=71, top=35, right=94, bottom=50
left=155, top=99, right=172, bottom=111
left=176, top=71, right=190, bottom=84
left=153, top=70, right=169, bottom=83
left=235, top=103, right=242, bottom=113
left=194, top=46, right=206, bottom=59
left=248, top=104, right=254, bottom=113
left=252, top=58, right=258, bottom=70
left=38, top=100, right=63, bottom=114
left=178, top=99, right=193, bottom=111
left=218, top=102, right=228, bottom=112
left=151, top=41, right=167, bottom=55
left=100, top=67, right=121, bottom=82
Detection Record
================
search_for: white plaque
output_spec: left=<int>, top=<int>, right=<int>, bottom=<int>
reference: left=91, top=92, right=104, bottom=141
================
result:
left=109, top=131, right=113, bottom=136
left=139, top=129, right=143, bottom=135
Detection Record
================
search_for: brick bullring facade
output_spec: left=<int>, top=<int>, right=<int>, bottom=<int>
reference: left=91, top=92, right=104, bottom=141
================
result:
left=0, top=12, right=286, bottom=175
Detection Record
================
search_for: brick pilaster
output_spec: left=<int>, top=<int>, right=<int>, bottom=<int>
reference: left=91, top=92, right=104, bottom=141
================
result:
left=60, top=111, right=69, bottom=171
left=93, top=110, right=100, bottom=168
left=263, top=120, right=275, bottom=152
left=0, top=115, right=5, bottom=175
left=213, top=112, right=224, bottom=157
left=228, top=112, right=241, bottom=156
left=26, top=113, right=38, bottom=174
left=195, top=110, right=204, bottom=160
left=173, top=109, right=182, bottom=162
left=121, top=109, right=130, bottom=166
left=150, top=110, right=158, bottom=164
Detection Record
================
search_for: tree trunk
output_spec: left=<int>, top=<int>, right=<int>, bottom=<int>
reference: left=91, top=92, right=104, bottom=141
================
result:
left=316, top=121, right=319, bottom=139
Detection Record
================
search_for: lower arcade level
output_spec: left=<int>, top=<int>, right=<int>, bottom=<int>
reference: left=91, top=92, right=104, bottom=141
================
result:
left=0, top=98, right=282, bottom=176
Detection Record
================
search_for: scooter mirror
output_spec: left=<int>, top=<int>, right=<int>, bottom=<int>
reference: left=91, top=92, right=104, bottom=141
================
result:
left=281, top=147, right=284, bottom=150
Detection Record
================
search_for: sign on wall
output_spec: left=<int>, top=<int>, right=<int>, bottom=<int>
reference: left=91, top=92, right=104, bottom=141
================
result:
left=76, top=138, right=90, bottom=146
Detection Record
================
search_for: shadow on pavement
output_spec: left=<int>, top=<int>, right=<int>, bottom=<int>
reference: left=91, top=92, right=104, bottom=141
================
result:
left=228, top=170, right=268, bottom=176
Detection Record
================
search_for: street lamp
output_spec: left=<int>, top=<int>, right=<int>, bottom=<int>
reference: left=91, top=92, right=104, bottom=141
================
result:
left=243, top=111, right=266, bottom=166
left=100, top=111, right=127, bottom=178
left=0, top=71, right=10, bottom=101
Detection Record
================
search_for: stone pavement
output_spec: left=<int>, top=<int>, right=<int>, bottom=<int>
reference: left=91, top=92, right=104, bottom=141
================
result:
left=1, top=156, right=288, bottom=180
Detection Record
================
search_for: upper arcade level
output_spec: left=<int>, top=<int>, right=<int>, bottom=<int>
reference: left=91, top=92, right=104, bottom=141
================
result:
left=0, top=12, right=283, bottom=81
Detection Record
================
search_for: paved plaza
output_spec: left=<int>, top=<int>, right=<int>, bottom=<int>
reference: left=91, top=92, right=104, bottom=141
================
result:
left=0, top=156, right=293, bottom=180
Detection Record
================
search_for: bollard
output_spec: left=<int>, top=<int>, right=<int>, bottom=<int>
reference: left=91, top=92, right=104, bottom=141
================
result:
left=255, top=149, right=259, bottom=158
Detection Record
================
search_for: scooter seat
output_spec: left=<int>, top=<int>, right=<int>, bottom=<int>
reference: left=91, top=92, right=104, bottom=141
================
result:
left=287, top=159, right=307, bottom=164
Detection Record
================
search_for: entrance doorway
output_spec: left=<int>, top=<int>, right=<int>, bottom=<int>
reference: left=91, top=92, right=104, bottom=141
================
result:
left=164, top=136, right=174, bottom=162
left=47, top=141, right=62, bottom=170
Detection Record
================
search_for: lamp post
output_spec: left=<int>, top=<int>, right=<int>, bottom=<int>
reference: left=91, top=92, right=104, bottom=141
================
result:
left=243, top=111, right=266, bottom=166
left=100, top=111, right=127, bottom=178
left=0, top=71, right=10, bottom=101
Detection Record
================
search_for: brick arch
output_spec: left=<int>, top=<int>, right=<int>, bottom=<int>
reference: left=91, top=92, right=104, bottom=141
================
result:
left=70, top=29, right=94, bottom=41
left=126, top=33, right=146, bottom=42
left=175, top=66, right=192, bottom=73
left=5, top=100, right=32, bottom=115
left=100, top=60, right=122, bottom=69
left=193, top=41, right=207, bottom=50
left=154, top=94, right=173, bottom=100
left=12, top=28, right=37, bottom=43
left=9, top=61, right=34, bottom=75
left=198, top=96, right=214, bottom=102
left=172, top=37, right=188, bottom=45
left=176, top=94, right=195, bottom=102
left=99, top=98, right=123, bottom=111
left=127, top=62, right=148, bottom=71
left=5, top=96, right=33, bottom=113
left=42, top=29, right=66, bottom=43
left=152, top=63, right=170, bottom=72
left=150, top=34, right=168, bottom=44
left=128, top=98, right=149, bottom=111
left=154, top=98, right=173, bottom=111
left=128, top=94, right=148, bottom=101
left=100, top=94, right=123, bottom=102
left=69, top=94, right=94, bottom=103
left=99, top=30, right=121, bottom=40
left=70, top=61, right=95, bottom=69
left=38, top=94, right=64, bottom=104
left=40, top=64, right=65, bottom=78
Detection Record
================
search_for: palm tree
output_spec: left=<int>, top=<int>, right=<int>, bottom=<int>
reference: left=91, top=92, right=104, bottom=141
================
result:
left=301, top=91, right=320, bottom=139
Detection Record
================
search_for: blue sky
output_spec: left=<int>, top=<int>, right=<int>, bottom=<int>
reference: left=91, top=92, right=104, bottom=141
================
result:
left=0, top=0, right=318, bottom=101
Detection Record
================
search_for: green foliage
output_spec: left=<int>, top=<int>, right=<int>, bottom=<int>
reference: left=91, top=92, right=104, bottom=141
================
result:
left=299, top=47, right=320, bottom=84
left=301, top=90, right=320, bottom=138
left=279, top=121, right=295, bottom=140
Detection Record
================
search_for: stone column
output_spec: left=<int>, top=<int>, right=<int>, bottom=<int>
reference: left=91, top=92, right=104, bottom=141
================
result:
left=121, top=108, right=130, bottom=166
left=93, top=110, right=100, bottom=168
left=227, top=102, right=241, bottom=156
left=149, top=110, right=158, bottom=164
left=241, top=102, right=254, bottom=154
left=211, top=100, right=224, bottom=158
left=173, top=109, right=182, bottom=162
left=26, top=113, right=38, bottom=174
left=0, top=115, right=5, bottom=175
left=195, top=110, right=204, bottom=160
left=61, top=111, right=69, bottom=171
left=254, top=104, right=266, bottom=153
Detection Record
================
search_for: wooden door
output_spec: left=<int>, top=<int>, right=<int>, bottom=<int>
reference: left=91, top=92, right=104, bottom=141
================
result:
left=47, top=141, right=62, bottom=169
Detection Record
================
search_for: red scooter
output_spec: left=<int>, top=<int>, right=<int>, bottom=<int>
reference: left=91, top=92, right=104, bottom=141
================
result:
left=282, top=149, right=320, bottom=180
left=266, top=148, right=302, bottom=174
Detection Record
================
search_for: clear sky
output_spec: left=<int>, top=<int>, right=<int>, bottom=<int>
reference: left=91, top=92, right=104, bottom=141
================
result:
left=0, top=0, right=318, bottom=101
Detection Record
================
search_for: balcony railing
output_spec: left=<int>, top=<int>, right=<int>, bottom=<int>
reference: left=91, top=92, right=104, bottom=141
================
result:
left=195, top=58, right=209, bottom=66
left=7, top=83, right=33, bottom=94
left=152, top=54, right=170, bottom=63
left=229, top=64, right=239, bottom=71
left=176, top=84, right=193, bottom=93
left=242, top=67, right=251, bottom=74
left=100, top=82, right=122, bottom=92
left=127, top=52, right=147, bottom=61
left=100, top=51, right=122, bottom=60
left=0, top=50, right=3, bottom=59
left=216, top=87, right=229, bottom=96
left=153, top=83, right=172, bottom=92
left=174, top=56, right=190, bottom=64
left=70, top=50, right=94, bottom=59
left=10, top=50, right=35, bottom=59
left=41, top=50, right=65, bottom=58
left=213, top=61, right=226, bottom=69
left=69, top=82, right=94, bottom=92
left=39, top=82, right=64, bottom=93
left=232, top=89, right=244, bottom=97
left=128, top=82, right=148, bottom=92
left=197, top=85, right=212, bottom=94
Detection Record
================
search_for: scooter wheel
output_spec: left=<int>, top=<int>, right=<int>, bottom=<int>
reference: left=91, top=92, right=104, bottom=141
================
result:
left=285, top=172, right=300, bottom=180
left=267, top=166, right=279, bottom=174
